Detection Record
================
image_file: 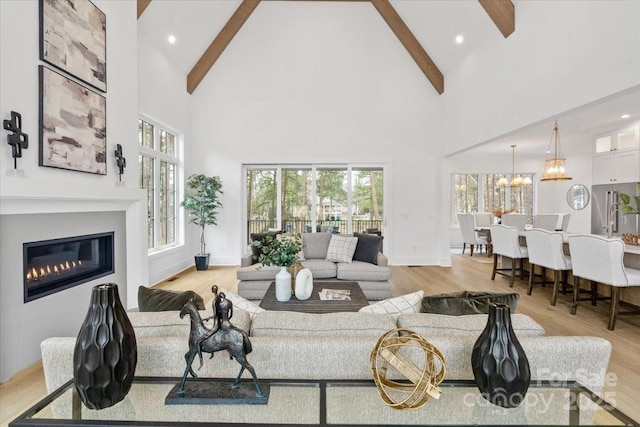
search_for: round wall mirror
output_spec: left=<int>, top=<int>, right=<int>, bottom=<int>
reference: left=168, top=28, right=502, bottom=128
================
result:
left=566, top=184, right=590, bottom=210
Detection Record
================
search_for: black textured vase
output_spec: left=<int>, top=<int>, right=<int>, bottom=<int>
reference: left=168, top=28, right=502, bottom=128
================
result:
left=73, top=283, right=137, bottom=410
left=471, top=303, right=530, bottom=408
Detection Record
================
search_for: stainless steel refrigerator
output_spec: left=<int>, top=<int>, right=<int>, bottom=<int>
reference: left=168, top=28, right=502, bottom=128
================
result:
left=591, top=182, right=640, bottom=236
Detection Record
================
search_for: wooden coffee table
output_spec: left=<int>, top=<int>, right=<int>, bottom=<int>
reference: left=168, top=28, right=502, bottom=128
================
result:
left=259, top=281, right=369, bottom=313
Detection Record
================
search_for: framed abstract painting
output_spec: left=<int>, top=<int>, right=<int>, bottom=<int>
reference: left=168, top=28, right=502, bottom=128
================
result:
left=40, top=0, right=107, bottom=92
left=39, top=66, right=107, bottom=175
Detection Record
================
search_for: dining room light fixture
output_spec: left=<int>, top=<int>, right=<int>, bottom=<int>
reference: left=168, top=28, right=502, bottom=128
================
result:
left=499, top=144, right=529, bottom=188
left=541, top=120, right=572, bottom=181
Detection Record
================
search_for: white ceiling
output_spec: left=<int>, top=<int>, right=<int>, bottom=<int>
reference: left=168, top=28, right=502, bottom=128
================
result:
left=137, top=0, right=640, bottom=156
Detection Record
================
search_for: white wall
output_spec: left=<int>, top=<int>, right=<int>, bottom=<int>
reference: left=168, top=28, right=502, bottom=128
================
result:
left=0, top=0, right=142, bottom=381
left=442, top=0, right=640, bottom=155
left=188, top=2, right=447, bottom=266
left=137, top=31, right=194, bottom=285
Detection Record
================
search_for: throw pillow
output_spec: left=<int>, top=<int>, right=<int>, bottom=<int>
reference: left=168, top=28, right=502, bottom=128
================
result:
left=225, top=291, right=266, bottom=319
left=325, top=235, right=359, bottom=263
left=420, top=291, right=520, bottom=315
left=138, top=286, right=205, bottom=312
left=359, top=290, right=424, bottom=315
left=353, top=232, right=383, bottom=264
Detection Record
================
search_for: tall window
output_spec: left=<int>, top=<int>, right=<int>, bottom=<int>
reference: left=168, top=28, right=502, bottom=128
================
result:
left=139, top=118, right=179, bottom=251
left=452, top=172, right=534, bottom=225
left=246, top=165, right=384, bottom=240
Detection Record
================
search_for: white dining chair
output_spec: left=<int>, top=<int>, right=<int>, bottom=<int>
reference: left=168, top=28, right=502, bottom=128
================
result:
left=525, top=228, right=572, bottom=305
left=568, top=234, right=640, bottom=330
left=501, top=213, right=528, bottom=231
left=490, top=224, right=529, bottom=287
left=532, top=214, right=560, bottom=231
left=457, top=213, right=489, bottom=257
left=474, top=212, right=492, bottom=227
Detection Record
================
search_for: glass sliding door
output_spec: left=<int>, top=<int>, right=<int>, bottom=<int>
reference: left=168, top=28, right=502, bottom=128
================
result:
left=316, top=168, right=348, bottom=234
left=281, top=168, right=312, bottom=234
left=246, top=168, right=277, bottom=237
left=352, top=168, right=384, bottom=234
left=245, top=165, right=384, bottom=242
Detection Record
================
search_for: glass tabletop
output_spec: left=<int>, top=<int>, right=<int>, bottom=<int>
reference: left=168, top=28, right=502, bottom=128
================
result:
left=10, top=377, right=638, bottom=426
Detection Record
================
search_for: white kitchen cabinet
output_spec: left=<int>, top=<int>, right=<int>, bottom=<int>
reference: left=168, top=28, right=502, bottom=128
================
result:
left=593, top=149, right=640, bottom=185
left=593, top=123, right=640, bottom=185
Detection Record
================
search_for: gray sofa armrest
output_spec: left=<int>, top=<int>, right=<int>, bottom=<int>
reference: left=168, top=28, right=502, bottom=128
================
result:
left=241, top=247, right=255, bottom=267
left=376, top=252, right=388, bottom=267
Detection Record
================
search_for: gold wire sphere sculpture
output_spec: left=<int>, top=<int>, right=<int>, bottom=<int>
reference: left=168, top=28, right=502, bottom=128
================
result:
left=370, top=328, right=446, bottom=410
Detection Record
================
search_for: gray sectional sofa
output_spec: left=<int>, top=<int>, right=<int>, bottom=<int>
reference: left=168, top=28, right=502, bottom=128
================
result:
left=237, top=232, right=392, bottom=300
left=41, top=305, right=612, bottom=424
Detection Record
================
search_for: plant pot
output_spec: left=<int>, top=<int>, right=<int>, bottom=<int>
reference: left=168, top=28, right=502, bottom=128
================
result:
left=471, top=303, right=530, bottom=408
left=194, top=254, right=210, bottom=271
left=73, top=283, right=137, bottom=410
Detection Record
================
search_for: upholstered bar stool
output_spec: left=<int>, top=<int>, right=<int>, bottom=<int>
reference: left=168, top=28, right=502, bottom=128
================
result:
left=490, top=224, right=529, bottom=288
left=525, top=228, right=571, bottom=305
left=568, top=234, right=640, bottom=330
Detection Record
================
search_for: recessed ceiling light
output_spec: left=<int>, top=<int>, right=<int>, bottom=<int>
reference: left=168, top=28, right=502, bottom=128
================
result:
left=455, top=35, right=464, bottom=44
left=168, top=35, right=176, bottom=44
left=621, top=114, right=630, bottom=119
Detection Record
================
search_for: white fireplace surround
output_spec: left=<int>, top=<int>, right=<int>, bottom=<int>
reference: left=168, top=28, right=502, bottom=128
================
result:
left=0, top=178, right=148, bottom=382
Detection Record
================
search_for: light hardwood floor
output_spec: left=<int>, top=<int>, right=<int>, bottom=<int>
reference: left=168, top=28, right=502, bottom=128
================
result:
left=1, top=254, right=639, bottom=425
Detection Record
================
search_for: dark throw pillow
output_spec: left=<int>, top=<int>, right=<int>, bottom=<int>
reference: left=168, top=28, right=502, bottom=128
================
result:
left=138, top=286, right=205, bottom=312
left=421, top=291, right=520, bottom=316
left=352, top=233, right=383, bottom=264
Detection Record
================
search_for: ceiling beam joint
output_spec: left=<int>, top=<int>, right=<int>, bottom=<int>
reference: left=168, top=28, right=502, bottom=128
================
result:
left=369, top=0, right=444, bottom=94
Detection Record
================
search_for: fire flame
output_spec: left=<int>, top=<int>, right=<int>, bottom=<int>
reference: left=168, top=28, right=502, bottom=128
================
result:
left=26, top=260, right=82, bottom=282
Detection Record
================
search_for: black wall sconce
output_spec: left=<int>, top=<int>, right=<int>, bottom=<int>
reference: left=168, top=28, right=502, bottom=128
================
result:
left=114, top=143, right=126, bottom=182
left=3, top=111, right=29, bottom=169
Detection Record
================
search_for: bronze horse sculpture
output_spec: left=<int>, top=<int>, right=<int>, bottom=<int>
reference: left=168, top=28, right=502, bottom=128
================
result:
left=178, top=299, right=264, bottom=397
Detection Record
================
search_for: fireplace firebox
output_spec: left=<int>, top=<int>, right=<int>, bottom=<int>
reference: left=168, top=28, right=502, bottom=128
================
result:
left=23, top=232, right=114, bottom=302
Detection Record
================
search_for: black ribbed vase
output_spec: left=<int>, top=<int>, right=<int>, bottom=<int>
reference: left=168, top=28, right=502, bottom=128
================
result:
left=471, top=303, right=530, bottom=408
left=73, top=283, right=137, bottom=410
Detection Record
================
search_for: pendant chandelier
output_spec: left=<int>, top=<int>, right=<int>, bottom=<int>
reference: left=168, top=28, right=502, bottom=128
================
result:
left=499, top=144, right=531, bottom=188
left=541, top=120, right=572, bottom=181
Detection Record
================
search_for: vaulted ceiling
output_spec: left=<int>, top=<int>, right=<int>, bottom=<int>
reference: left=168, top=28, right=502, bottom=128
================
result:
left=137, top=0, right=640, bottom=155
left=137, top=0, right=514, bottom=95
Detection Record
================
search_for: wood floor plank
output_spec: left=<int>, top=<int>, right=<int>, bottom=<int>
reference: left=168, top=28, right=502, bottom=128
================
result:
left=2, top=256, right=638, bottom=425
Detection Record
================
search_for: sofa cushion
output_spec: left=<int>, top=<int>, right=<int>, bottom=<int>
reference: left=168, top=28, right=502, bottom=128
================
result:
left=397, top=313, right=546, bottom=337
left=236, top=263, right=280, bottom=281
left=358, top=290, right=424, bottom=315
left=225, top=291, right=265, bottom=319
left=250, top=311, right=396, bottom=337
left=301, top=259, right=337, bottom=279
left=302, top=232, right=333, bottom=259
left=421, top=291, right=520, bottom=315
left=336, top=261, right=391, bottom=281
left=353, top=233, right=383, bottom=264
left=326, top=235, right=359, bottom=263
left=137, top=286, right=205, bottom=312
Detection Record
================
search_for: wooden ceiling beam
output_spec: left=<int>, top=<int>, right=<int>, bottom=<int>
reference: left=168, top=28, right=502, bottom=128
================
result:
left=187, top=0, right=261, bottom=94
left=478, top=0, right=515, bottom=38
left=137, top=0, right=152, bottom=19
left=369, top=0, right=444, bottom=94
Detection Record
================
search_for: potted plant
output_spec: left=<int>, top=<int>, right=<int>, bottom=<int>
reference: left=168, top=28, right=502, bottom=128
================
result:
left=181, top=174, right=223, bottom=270
left=619, top=183, right=640, bottom=215
left=252, top=234, right=302, bottom=301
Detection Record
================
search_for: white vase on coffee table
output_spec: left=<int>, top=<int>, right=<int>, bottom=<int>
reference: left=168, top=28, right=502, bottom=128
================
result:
left=275, top=266, right=292, bottom=301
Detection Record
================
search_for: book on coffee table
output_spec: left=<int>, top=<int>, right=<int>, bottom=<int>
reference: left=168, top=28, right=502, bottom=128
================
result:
left=319, top=289, right=351, bottom=301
